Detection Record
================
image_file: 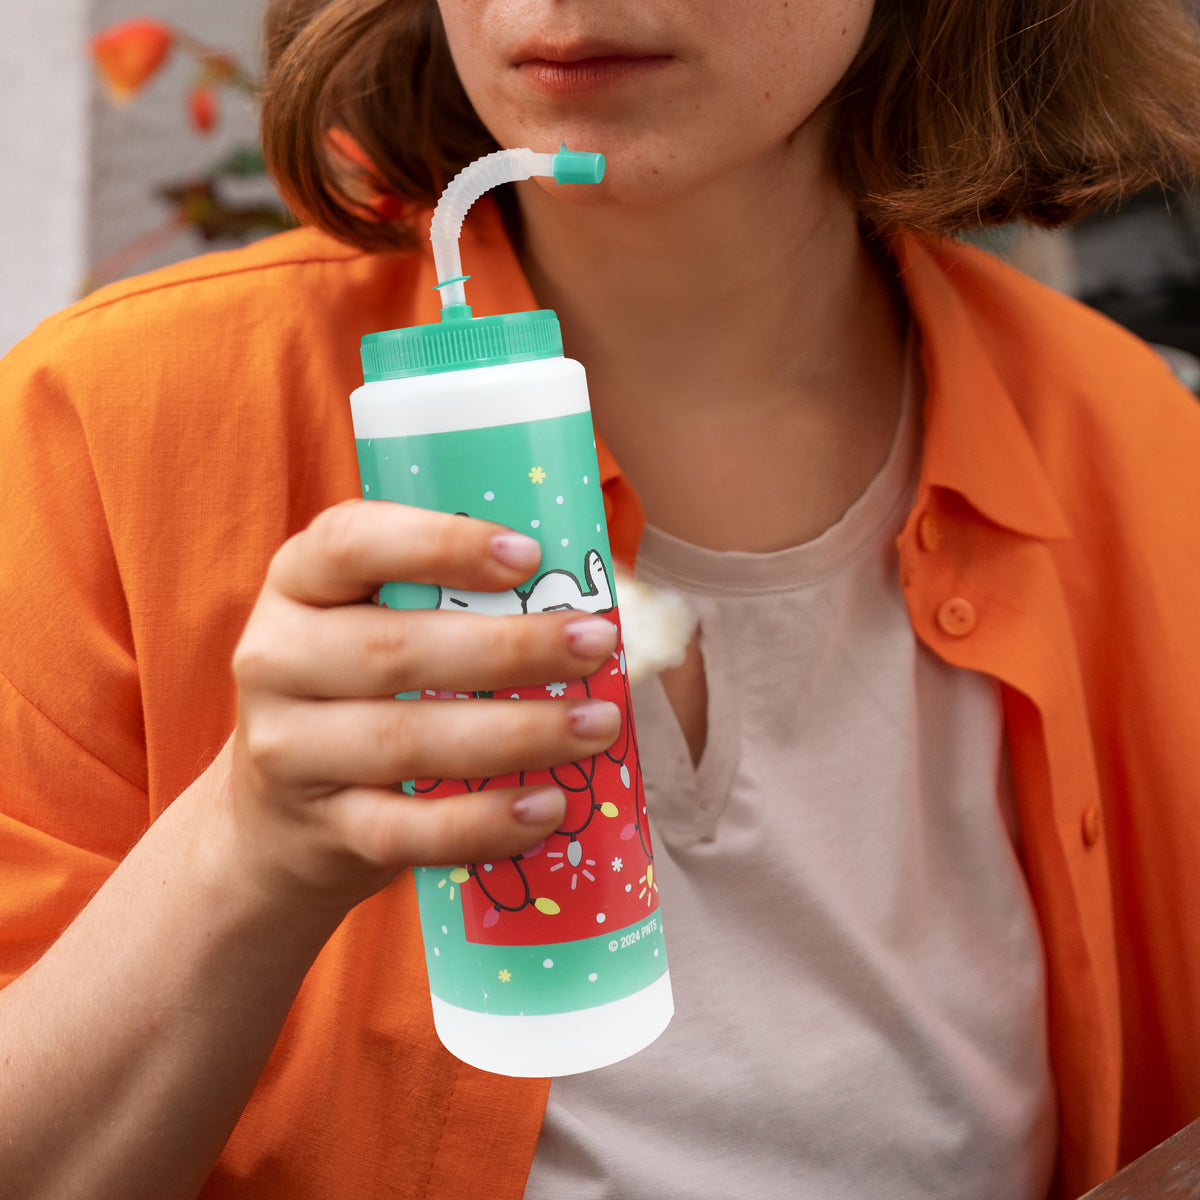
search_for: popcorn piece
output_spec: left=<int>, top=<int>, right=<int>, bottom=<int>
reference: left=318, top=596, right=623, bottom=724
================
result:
left=613, top=565, right=698, bottom=685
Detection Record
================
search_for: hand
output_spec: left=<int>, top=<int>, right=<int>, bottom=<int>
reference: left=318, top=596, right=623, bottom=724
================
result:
left=227, top=500, right=621, bottom=912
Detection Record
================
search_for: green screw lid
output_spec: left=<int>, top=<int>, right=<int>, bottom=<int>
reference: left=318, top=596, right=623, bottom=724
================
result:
left=360, top=306, right=563, bottom=382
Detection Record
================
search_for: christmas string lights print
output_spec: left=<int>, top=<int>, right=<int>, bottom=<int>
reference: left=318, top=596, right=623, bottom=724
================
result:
left=412, top=597, right=657, bottom=948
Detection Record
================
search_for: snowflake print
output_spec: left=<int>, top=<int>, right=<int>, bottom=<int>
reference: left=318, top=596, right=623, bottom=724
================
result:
left=611, top=857, right=623, bottom=872
left=498, top=968, right=512, bottom=983
left=546, top=681, right=567, bottom=697
left=529, top=466, right=546, bottom=484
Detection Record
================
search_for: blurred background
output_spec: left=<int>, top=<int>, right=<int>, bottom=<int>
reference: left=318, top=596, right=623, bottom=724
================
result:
left=1, top=0, right=274, bottom=356
left=2, top=1, right=1198, bottom=388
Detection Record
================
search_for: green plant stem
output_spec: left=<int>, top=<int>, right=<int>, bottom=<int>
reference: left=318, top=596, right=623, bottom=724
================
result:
left=173, top=29, right=259, bottom=96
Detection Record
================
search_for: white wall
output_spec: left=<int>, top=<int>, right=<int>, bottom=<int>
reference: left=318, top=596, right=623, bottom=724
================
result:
left=1, top=0, right=269, bottom=356
left=0, top=0, right=90, bottom=355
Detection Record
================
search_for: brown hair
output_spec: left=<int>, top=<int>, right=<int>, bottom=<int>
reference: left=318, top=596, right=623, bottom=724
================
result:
left=260, top=0, right=1200, bottom=251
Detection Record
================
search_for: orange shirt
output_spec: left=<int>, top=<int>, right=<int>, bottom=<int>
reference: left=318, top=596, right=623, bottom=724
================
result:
left=2, top=201, right=1200, bottom=1199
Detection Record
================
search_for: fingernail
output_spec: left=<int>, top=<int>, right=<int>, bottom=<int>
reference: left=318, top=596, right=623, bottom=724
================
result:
left=490, top=533, right=541, bottom=572
left=567, top=699, right=621, bottom=739
left=513, top=788, right=565, bottom=825
left=564, top=617, right=618, bottom=658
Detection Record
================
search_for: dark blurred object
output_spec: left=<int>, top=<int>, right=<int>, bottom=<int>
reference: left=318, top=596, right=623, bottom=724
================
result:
left=1073, top=185, right=1200, bottom=361
left=82, top=149, right=293, bottom=294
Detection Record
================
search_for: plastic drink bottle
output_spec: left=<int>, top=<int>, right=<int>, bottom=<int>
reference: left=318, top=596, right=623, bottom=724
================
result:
left=349, top=147, right=672, bottom=1077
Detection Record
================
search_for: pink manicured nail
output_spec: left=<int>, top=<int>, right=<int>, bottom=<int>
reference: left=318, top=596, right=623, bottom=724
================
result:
left=564, top=617, right=618, bottom=658
left=490, top=533, right=541, bottom=572
left=513, top=788, right=565, bottom=825
left=567, top=699, right=621, bottom=739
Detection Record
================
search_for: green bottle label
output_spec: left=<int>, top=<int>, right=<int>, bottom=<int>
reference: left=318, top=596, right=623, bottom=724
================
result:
left=355, top=411, right=667, bottom=1017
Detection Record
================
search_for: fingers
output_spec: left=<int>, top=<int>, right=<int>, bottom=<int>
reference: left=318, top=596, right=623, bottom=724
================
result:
left=226, top=498, right=622, bottom=903
left=269, top=502, right=542, bottom=606
left=237, top=604, right=619, bottom=699
left=325, top=784, right=569, bottom=870
left=242, top=695, right=623, bottom=788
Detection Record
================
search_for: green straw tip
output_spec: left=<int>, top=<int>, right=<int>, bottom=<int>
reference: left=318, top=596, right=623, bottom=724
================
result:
left=552, top=148, right=606, bottom=185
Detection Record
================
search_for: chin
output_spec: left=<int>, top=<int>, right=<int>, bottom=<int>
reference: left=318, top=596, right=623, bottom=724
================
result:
left=524, top=171, right=689, bottom=211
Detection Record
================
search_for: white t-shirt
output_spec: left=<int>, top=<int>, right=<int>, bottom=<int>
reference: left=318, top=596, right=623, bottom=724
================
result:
left=524, top=378, right=1057, bottom=1199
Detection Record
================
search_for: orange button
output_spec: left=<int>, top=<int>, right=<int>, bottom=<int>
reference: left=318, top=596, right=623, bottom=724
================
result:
left=1081, top=805, right=1102, bottom=847
left=936, top=596, right=977, bottom=637
left=917, top=512, right=942, bottom=552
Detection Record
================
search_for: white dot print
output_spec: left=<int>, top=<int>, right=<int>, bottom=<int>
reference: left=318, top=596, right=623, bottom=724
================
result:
left=596, top=912, right=606, bottom=924
left=410, top=464, right=419, bottom=474
left=543, top=959, right=554, bottom=969
left=583, top=475, right=589, bottom=485
left=555, top=495, right=564, bottom=505
left=484, top=491, right=495, bottom=501
left=561, top=538, right=569, bottom=547
left=531, top=519, right=540, bottom=528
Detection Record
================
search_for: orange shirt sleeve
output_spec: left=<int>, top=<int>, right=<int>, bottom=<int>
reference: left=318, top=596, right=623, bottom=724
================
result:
left=0, top=319, right=153, bottom=986
left=0, top=231, right=550, bottom=1197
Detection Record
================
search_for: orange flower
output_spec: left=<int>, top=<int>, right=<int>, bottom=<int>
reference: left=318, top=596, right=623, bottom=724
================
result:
left=90, top=18, right=176, bottom=103
left=188, top=84, right=218, bottom=134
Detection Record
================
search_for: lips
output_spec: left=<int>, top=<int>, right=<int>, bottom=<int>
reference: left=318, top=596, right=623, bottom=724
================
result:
left=512, top=36, right=674, bottom=97
left=512, top=36, right=665, bottom=65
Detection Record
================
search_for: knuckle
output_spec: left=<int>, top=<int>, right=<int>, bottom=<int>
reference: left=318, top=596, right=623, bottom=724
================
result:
left=489, top=614, right=534, bottom=665
left=240, top=712, right=292, bottom=779
left=438, top=806, right=507, bottom=863
left=232, top=630, right=278, bottom=689
left=426, top=513, right=477, bottom=573
left=362, top=616, right=413, bottom=674
left=310, top=502, right=366, bottom=577
left=365, top=708, right=398, bottom=761
left=402, top=795, right=513, bottom=868
left=365, top=702, right=418, bottom=772
left=265, top=528, right=308, bottom=590
left=504, top=699, right=563, bottom=757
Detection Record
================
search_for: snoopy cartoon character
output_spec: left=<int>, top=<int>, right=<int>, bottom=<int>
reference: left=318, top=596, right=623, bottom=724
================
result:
left=437, top=547, right=614, bottom=617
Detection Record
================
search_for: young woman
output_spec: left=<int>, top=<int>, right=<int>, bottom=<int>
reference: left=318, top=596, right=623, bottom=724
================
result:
left=2, top=1, right=1200, bottom=1197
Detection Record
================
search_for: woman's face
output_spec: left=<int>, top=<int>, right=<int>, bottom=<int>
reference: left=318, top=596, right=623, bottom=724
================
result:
left=435, top=0, right=875, bottom=207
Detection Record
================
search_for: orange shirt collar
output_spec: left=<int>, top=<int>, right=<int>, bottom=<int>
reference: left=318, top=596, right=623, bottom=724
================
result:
left=891, top=231, right=1071, bottom=542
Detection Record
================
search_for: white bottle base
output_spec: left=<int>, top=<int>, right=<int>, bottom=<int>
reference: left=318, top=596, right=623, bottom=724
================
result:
left=430, top=970, right=674, bottom=1078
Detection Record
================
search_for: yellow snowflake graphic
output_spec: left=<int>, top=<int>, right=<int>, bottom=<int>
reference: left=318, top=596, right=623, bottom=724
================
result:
left=528, top=466, right=546, bottom=484
left=498, top=968, right=512, bottom=983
